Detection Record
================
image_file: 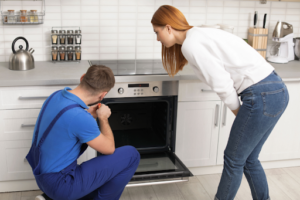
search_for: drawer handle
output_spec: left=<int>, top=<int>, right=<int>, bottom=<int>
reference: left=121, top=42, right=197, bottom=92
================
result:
left=214, top=104, right=219, bottom=127
left=201, top=89, right=214, bottom=93
left=19, top=96, right=49, bottom=100
left=222, top=105, right=227, bottom=126
left=21, top=124, right=36, bottom=127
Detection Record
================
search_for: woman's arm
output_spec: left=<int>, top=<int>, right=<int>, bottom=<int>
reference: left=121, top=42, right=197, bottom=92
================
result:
left=231, top=106, right=240, bottom=116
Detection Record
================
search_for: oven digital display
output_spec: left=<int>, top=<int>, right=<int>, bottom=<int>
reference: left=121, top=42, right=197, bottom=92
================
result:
left=128, top=84, right=149, bottom=88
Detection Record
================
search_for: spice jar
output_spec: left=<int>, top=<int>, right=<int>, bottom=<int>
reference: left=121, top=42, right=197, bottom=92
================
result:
left=52, top=46, right=58, bottom=61
left=67, top=30, right=74, bottom=44
left=29, top=10, right=38, bottom=23
left=7, top=10, right=16, bottom=23
left=67, top=46, right=74, bottom=61
left=20, top=10, right=28, bottom=22
left=75, top=46, right=81, bottom=61
left=59, top=46, right=66, bottom=61
left=51, top=30, right=58, bottom=45
left=75, top=30, right=82, bottom=44
left=59, top=30, right=66, bottom=45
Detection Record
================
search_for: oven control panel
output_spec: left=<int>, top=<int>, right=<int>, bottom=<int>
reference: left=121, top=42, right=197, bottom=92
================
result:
left=106, top=81, right=178, bottom=98
left=133, top=88, right=144, bottom=96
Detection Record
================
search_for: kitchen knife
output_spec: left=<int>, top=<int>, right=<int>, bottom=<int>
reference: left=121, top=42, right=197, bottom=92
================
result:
left=254, top=11, right=257, bottom=28
left=263, top=13, right=267, bottom=28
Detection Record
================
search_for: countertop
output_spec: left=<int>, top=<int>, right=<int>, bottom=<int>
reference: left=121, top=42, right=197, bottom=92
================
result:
left=0, top=60, right=299, bottom=87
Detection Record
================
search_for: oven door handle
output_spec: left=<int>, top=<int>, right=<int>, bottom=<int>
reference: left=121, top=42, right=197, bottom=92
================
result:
left=126, top=178, right=189, bottom=187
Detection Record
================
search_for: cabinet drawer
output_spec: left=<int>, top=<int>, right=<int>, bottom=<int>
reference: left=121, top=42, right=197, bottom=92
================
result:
left=0, top=85, right=76, bottom=110
left=0, top=140, right=34, bottom=181
left=178, top=80, right=220, bottom=102
left=0, top=109, right=40, bottom=141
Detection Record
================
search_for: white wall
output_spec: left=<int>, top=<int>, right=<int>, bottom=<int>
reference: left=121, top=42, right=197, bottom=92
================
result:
left=0, top=0, right=299, bottom=62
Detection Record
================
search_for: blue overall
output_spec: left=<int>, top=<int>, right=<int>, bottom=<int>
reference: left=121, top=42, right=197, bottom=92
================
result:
left=26, top=91, right=140, bottom=200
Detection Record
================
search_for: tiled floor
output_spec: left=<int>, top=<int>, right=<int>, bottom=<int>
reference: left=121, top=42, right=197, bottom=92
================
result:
left=1, top=166, right=300, bottom=200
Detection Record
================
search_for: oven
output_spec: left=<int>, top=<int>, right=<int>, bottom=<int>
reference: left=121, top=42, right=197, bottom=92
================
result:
left=89, top=60, right=193, bottom=187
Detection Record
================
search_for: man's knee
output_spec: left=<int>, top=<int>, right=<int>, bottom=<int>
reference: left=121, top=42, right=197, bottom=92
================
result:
left=117, top=145, right=140, bottom=165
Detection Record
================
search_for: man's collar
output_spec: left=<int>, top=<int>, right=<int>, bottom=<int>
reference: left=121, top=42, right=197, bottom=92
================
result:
left=62, top=87, right=88, bottom=109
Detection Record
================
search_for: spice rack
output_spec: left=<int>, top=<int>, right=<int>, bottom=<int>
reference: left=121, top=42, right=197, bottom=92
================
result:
left=0, top=0, right=45, bottom=25
left=51, top=26, right=82, bottom=63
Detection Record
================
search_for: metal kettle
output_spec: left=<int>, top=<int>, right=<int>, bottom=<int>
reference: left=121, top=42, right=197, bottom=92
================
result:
left=9, top=37, right=35, bottom=71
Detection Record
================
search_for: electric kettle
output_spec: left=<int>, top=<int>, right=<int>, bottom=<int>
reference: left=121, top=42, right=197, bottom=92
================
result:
left=9, top=36, right=35, bottom=71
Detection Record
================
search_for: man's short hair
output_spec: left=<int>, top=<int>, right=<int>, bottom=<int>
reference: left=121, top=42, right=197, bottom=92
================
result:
left=80, top=65, right=115, bottom=95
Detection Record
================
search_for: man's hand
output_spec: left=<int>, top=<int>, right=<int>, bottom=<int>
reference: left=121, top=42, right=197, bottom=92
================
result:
left=96, top=104, right=111, bottom=120
left=87, top=104, right=115, bottom=155
left=231, top=106, right=240, bottom=116
left=87, top=104, right=98, bottom=119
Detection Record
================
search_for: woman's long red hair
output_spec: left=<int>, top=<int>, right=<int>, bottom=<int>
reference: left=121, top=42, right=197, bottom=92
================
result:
left=151, top=5, right=193, bottom=77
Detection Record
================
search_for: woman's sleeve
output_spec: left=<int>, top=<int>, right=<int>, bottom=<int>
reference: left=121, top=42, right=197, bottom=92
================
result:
left=182, top=42, right=241, bottom=111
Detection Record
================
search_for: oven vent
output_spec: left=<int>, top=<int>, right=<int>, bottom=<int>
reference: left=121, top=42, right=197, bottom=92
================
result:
left=121, top=114, right=133, bottom=125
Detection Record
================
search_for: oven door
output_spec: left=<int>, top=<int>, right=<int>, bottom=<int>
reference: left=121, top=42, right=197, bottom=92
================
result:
left=126, top=151, right=192, bottom=187
left=98, top=96, right=193, bottom=186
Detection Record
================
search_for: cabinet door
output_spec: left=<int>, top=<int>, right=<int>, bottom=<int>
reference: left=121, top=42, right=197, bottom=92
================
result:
left=217, top=103, right=236, bottom=165
left=0, top=140, right=34, bottom=181
left=175, top=101, right=221, bottom=167
left=259, top=81, right=300, bottom=161
left=0, top=109, right=40, bottom=141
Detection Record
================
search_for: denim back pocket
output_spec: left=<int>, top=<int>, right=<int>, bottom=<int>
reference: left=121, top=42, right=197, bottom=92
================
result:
left=261, top=88, right=286, bottom=117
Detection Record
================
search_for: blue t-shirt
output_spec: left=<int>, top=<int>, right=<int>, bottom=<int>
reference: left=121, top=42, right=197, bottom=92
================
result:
left=32, top=87, right=100, bottom=174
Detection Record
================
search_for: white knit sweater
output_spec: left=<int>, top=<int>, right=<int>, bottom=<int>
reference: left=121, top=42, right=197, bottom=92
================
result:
left=181, top=27, right=274, bottom=110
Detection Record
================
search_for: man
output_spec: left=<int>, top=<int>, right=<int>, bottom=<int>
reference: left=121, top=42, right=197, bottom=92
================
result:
left=26, top=65, right=140, bottom=200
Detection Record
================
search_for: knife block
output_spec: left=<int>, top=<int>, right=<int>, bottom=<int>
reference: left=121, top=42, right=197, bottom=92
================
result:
left=248, top=28, right=268, bottom=59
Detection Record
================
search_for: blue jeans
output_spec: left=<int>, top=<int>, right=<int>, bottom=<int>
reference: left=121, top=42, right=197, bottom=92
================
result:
left=215, top=71, right=289, bottom=200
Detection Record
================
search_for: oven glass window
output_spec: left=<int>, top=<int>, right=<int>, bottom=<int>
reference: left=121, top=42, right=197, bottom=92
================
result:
left=107, top=101, right=169, bottom=150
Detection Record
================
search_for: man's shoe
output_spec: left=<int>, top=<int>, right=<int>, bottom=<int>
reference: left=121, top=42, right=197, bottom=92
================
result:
left=35, top=193, right=53, bottom=200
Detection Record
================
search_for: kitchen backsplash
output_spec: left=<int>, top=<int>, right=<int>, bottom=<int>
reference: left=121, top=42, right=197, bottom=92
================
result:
left=0, top=0, right=299, bottom=62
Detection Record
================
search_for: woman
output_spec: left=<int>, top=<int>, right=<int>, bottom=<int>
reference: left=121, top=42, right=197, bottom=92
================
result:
left=151, top=5, right=289, bottom=200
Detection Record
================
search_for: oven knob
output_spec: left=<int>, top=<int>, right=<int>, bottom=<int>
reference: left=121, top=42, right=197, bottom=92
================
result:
left=153, top=86, right=159, bottom=93
left=118, top=88, right=124, bottom=94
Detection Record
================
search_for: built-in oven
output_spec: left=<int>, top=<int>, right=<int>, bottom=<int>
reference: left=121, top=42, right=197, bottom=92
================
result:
left=89, top=60, right=193, bottom=186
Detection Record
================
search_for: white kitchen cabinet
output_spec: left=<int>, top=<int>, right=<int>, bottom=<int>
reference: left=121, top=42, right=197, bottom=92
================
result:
left=0, top=140, right=34, bottom=181
left=259, top=81, right=300, bottom=161
left=0, top=109, right=39, bottom=141
left=175, top=101, right=221, bottom=167
left=216, top=103, right=236, bottom=165
left=0, top=85, right=87, bottom=184
left=0, top=85, right=76, bottom=110
left=178, top=80, right=219, bottom=102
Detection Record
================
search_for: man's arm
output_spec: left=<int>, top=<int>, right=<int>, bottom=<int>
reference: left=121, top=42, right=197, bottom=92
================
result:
left=87, top=104, right=115, bottom=155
